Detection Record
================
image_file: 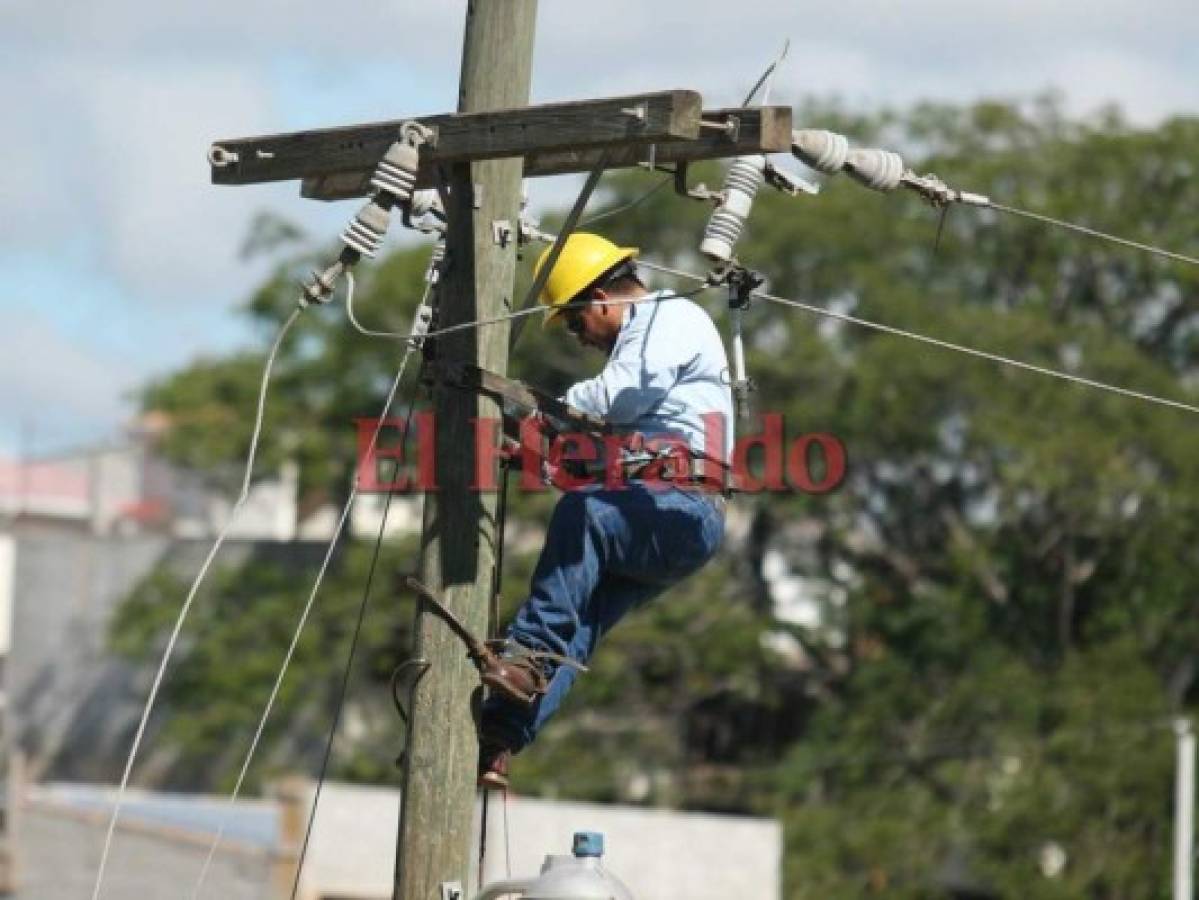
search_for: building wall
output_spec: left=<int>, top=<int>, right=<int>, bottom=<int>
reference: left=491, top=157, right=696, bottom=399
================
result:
left=6, top=519, right=169, bottom=783
left=4, top=519, right=337, bottom=786
left=302, top=783, right=782, bottom=900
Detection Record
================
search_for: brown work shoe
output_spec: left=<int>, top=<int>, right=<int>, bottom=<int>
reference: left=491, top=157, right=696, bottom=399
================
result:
left=478, top=741, right=512, bottom=791
left=478, top=650, right=549, bottom=707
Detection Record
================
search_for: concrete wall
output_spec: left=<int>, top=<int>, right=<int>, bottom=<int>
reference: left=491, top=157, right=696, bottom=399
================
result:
left=7, top=520, right=169, bottom=783
left=4, top=520, right=336, bottom=785
left=302, top=783, right=781, bottom=900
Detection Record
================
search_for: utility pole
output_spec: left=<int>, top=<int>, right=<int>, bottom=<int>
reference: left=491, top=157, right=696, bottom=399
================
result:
left=208, top=18, right=790, bottom=896
left=395, top=3, right=537, bottom=898
left=1176, top=717, right=1195, bottom=900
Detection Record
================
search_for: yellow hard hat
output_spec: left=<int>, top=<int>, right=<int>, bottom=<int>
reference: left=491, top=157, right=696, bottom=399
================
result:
left=534, top=233, right=639, bottom=327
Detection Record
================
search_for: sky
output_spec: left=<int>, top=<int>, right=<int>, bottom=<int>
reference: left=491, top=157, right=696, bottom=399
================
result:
left=2, top=0, right=1197, bottom=456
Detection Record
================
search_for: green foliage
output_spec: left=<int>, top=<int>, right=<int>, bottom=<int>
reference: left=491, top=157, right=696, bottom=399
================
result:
left=116, top=96, right=1199, bottom=894
left=111, top=538, right=417, bottom=790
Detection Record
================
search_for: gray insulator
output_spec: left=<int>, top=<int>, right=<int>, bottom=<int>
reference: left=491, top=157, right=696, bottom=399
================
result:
left=342, top=200, right=391, bottom=258
left=701, top=157, right=765, bottom=263
left=845, top=148, right=905, bottom=192
left=790, top=129, right=850, bottom=175
left=371, top=139, right=420, bottom=203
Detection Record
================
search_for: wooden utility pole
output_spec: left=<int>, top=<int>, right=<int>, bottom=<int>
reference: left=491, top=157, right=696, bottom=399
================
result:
left=208, top=17, right=791, bottom=896
left=395, top=3, right=537, bottom=898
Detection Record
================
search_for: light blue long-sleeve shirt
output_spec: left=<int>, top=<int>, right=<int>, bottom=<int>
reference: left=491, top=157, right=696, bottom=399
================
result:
left=563, top=291, right=734, bottom=462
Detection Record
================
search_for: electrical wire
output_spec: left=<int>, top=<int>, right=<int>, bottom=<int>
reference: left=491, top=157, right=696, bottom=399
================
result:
left=345, top=270, right=412, bottom=340
left=91, top=306, right=303, bottom=900
left=191, top=298, right=427, bottom=899
left=758, top=39, right=789, bottom=107
left=339, top=245, right=701, bottom=346
left=509, top=152, right=611, bottom=349
left=740, top=39, right=790, bottom=108
left=986, top=201, right=1199, bottom=269
left=411, top=288, right=703, bottom=343
left=638, top=259, right=1199, bottom=417
left=286, top=365, right=426, bottom=900
left=570, top=40, right=790, bottom=243
left=581, top=175, right=672, bottom=227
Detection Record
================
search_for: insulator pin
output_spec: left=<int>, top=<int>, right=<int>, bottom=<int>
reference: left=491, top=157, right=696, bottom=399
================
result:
left=845, top=149, right=905, bottom=192
left=790, top=129, right=849, bottom=175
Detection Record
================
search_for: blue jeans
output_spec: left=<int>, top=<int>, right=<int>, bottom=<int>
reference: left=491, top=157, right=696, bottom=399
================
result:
left=482, top=483, right=725, bottom=752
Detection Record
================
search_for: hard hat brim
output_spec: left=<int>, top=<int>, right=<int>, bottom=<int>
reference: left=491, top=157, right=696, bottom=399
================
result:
left=540, top=247, right=639, bottom=329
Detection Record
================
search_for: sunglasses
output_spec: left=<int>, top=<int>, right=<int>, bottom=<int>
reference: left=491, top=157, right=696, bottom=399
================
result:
left=562, top=303, right=587, bottom=335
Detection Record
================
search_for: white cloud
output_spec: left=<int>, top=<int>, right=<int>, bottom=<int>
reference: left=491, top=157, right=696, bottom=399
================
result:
left=80, top=61, right=285, bottom=301
left=532, top=0, right=1199, bottom=119
left=2, top=57, right=292, bottom=304
left=0, top=310, right=138, bottom=448
left=2, top=0, right=454, bottom=61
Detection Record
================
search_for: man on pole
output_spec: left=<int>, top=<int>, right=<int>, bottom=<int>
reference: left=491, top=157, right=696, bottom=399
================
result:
left=477, top=232, right=734, bottom=789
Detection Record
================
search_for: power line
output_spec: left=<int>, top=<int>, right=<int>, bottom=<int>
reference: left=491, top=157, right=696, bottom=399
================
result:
left=987, top=201, right=1199, bottom=269
left=580, top=175, right=672, bottom=227
left=637, top=259, right=1199, bottom=418
left=92, top=307, right=303, bottom=900
left=286, top=365, right=426, bottom=900
left=191, top=302, right=426, bottom=898
left=347, top=288, right=703, bottom=345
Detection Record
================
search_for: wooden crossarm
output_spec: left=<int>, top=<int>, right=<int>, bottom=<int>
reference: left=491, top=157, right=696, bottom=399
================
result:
left=209, top=90, right=702, bottom=187
left=300, top=105, right=794, bottom=201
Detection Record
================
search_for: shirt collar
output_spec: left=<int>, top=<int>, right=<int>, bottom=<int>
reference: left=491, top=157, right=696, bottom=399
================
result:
left=619, top=289, right=664, bottom=331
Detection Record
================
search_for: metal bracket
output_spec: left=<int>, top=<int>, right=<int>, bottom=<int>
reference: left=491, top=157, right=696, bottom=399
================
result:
left=492, top=219, right=513, bottom=248
left=440, top=881, right=463, bottom=900
left=207, top=145, right=239, bottom=167
left=763, top=161, right=820, bottom=197
left=713, top=263, right=763, bottom=310
left=673, top=161, right=719, bottom=203
left=732, top=376, right=757, bottom=422
left=901, top=170, right=991, bottom=209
